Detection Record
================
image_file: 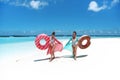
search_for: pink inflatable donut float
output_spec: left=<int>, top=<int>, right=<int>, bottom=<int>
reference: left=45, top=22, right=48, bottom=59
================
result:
left=35, top=34, right=50, bottom=50
left=78, top=35, right=91, bottom=49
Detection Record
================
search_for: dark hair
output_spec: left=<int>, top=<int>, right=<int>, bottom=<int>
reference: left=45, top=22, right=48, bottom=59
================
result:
left=52, top=32, right=55, bottom=35
left=73, top=31, right=77, bottom=35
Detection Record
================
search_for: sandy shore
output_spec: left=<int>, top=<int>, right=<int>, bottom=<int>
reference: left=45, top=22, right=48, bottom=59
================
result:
left=0, top=38, right=120, bottom=80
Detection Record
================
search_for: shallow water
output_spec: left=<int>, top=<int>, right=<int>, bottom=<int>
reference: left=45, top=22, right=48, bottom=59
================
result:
left=0, top=37, right=35, bottom=44
left=1, top=35, right=120, bottom=44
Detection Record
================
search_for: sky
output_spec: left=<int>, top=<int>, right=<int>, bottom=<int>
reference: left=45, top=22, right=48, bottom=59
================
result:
left=0, top=0, right=120, bottom=35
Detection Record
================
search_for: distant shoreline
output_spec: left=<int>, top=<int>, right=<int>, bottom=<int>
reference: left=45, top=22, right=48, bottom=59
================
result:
left=0, top=35, right=120, bottom=38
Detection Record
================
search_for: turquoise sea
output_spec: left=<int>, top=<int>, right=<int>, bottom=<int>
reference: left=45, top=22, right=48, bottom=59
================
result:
left=0, top=35, right=120, bottom=44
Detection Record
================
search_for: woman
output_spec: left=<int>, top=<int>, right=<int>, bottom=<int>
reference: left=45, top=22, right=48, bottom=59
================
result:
left=65, top=31, right=78, bottom=60
left=72, top=31, right=78, bottom=60
left=47, top=32, right=62, bottom=62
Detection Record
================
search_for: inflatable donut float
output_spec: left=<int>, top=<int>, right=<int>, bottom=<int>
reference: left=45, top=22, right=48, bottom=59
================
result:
left=35, top=34, right=50, bottom=50
left=78, top=35, right=91, bottom=49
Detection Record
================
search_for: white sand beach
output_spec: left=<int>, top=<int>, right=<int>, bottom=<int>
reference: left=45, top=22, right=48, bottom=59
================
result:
left=0, top=38, right=120, bottom=80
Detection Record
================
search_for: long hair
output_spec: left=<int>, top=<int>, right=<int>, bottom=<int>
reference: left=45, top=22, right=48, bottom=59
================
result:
left=52, top=32, right=55, bottom=36
left=73, top=31, right=77, bottom=35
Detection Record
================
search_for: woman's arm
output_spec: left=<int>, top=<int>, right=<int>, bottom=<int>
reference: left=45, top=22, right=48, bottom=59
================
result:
left=65, top=38, right=72, bottom=46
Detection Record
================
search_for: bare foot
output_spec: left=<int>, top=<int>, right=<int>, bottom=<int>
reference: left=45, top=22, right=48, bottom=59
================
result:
left=49, top=57, right=55, bottom=62
left=49, top=58, right=53, bottom=62
left=74, top=56, right=77, bottom=60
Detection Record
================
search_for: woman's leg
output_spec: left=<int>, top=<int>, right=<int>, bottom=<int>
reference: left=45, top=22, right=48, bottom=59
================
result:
left=52, top=44, right=55, bottom=58
left=72, top=45, right=77, bottom=60
left=74, top=45, right=77, bottom=60
left=49, top=45, right=53, bottom=61
left=49, top=44, right=55, bottom=62
left=72, top=45, right=75, bottom=56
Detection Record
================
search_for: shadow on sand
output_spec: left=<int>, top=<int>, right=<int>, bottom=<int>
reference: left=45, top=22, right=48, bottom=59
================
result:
left=34, top=55, right=88, bottom=62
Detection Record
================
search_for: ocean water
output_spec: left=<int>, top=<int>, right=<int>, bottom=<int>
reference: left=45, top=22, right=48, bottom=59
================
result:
left=0, top=37, right=35, bottom=44
left=0, top=35, right=120, bottom=45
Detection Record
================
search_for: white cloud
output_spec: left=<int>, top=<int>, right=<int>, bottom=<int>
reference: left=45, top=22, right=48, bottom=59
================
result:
left=0, top=0, right=49, bottom=10
left=111, top=0, right=120, bottom=7
left=30, top=0, right=49, bottom=10
left=88, top=0, right=120, bottom=12
left=88, top=1, right=107, bottom=12
left=9, top=1, right=29, bottom=8
left=30, top=0, right=41, bottom=9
